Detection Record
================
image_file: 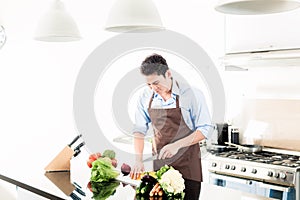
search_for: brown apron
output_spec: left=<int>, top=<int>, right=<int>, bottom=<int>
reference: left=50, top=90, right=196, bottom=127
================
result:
left=148, top=93, right=202, bottom=182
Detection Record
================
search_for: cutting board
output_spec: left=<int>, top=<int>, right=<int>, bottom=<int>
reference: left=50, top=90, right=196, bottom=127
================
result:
left=115, top=175, right=140, bottom=187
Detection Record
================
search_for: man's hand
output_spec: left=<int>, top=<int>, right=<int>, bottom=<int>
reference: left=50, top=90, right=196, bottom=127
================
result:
left=130, top=160, right=144, bottom=180
left=158, top=142, right=180, bottom=159
left=158, top=130, right=205, bottom=160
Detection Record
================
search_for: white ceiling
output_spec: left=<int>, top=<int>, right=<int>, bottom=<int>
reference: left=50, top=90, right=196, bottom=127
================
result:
left=0, top=0, right=223, bottom=38
left=0, top=0, right=225, bottom=57
left=0, top=0, right=115, bottom=39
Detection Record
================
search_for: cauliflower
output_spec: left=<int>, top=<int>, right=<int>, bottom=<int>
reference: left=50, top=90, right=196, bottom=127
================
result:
left=159, top=169, right=185, bottom=195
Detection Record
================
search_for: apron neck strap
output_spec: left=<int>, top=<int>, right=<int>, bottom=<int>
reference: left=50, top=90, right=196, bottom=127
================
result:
left=176, top=95, right=179, bottom=108
left=149, top=92, right=155, bottom=108
left=148, top=93, right=180, bottom=108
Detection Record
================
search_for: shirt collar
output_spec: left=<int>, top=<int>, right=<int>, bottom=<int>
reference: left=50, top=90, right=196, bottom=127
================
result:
left=153, top=78, right=180, bottom=98
left=171, top=78, right=180, bottom=96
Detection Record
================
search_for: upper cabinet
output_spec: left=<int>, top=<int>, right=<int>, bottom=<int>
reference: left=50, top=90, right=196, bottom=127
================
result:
left=225, top=9, right=300, bottom=54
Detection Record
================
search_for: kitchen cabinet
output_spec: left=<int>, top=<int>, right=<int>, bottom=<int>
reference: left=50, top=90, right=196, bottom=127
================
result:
left=225, top=9, right=300, bottom=53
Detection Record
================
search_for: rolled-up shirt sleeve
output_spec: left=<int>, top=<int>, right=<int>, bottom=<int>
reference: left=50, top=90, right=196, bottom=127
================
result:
left=190, top=89, right=213, bottom=139
left=132, top=90, right=151, bottom=135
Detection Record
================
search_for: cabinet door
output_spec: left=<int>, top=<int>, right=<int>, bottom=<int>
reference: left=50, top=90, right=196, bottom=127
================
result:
left=225, top=9, right=300, bottom=53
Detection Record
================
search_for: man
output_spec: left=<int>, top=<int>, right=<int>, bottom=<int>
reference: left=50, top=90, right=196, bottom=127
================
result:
left=131, top=53, right=212, bottom=200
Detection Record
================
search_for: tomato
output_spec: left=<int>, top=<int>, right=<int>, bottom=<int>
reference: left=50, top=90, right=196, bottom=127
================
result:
left=87, top=158, right=94, bottom=168
left=87, top=152, right=102, bottom=168
left=88, top=152, right=101, bottom=161
left=87, top=181, right=93, bottom=192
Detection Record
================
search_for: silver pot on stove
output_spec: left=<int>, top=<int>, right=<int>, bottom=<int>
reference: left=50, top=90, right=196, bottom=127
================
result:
left=225, top=142, right=263, bottom=153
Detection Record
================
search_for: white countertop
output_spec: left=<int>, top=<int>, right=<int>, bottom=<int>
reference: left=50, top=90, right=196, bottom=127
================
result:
left=0, top=144, right=278, bottom=200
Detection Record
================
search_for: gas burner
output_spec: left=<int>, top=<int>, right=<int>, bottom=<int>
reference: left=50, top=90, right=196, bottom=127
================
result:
left=228, top=155, right=239, bottom=159
left=282, top=163, right=300, bottom=167
left=272, top=155, right=283, bottom=159
left=272, top=160, right=283, bottom=165
left=208, top=149, right=300, bottom=196
left=255, top=159, right=272, bottom=163
left=288, top=156, right=299, bottom=161
left=214, top=150, right=300, bottom=168
left=230, top=154, right=247, bottom=159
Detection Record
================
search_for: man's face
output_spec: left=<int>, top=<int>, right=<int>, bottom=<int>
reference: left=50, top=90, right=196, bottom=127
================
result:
left=145, top=70, right=172, bottom=95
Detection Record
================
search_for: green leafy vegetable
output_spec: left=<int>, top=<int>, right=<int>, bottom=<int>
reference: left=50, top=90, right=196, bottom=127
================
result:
left=91, top=180, right=120, bottom=200
left=102, top=149, right=116, bottom=159
left=155, top=165, right=173, bottom=180
left=90, top=157, right=119, bottom=182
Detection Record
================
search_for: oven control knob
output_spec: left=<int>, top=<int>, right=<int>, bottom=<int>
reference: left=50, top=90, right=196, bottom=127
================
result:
left=230, top=165, right=236, bottom=170
left=274, top=172, right=280, bottom=178
left=252, top=169, right=257, bottom=174
left=225, top=164, right=230, bottom=169
left=212, top=162, right=217, bottom=167
left=279, top=172, right=286, bottom=179
left=267, top=171, right=273, bottom=177
left=241, top=167, right=246, bottom=172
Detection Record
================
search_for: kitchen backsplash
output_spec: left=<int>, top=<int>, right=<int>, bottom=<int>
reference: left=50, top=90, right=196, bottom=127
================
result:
left=223, top=67, right=300, bottom=152
left=232, top=99, right=300, bottom=151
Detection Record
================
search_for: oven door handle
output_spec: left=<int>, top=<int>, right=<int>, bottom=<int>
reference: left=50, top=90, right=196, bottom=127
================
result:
left=258, top=182, right=291, bottom=192
left=209, top=173, right=253, bottom=185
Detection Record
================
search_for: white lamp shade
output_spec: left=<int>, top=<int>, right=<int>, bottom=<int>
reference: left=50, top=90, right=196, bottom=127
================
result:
left=34, top=0, right=81, bottom=42
left=0, top=25, right=6, bottom=49
left=105, top=0, right=164, bottom=32
left=215, top=0, right=300, bottom=15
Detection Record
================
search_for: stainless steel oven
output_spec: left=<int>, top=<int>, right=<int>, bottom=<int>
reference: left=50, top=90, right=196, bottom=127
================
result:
left=207, top=149, right=300, bottom=200
left=209, top=173, right=296, bottom=199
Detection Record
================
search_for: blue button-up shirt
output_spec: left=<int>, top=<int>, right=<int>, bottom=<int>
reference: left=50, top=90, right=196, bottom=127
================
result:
left=132, top=79, right=213, bottom=139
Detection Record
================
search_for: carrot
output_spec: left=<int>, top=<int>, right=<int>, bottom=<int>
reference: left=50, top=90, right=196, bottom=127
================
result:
left=130, top=172, right=133, bottom=179
left=158, top=189, right=163, bottom=196
left=155, top=185, right=161, bottom=193
left=149, top=182, right=160, bottom=196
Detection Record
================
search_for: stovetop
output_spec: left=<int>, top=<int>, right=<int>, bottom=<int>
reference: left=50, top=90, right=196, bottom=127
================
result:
left=208, top=149, right=300, bottom=186
left=214, top=151, right=300, bottom=168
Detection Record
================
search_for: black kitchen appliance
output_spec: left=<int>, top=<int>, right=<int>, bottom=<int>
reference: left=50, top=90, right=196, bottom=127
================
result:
left=216, top=123, right=229, bottom=145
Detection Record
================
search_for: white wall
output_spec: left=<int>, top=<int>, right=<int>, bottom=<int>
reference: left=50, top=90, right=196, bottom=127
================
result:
left=219, top=9, right=300, bottom=150
left=0, top=0, right=225, bottom=169
left=223, top=67, right=300, bottom=150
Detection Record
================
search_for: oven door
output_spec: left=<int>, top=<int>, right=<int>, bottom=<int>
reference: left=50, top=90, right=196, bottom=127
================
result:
left=209, top=173, right=296, bottom=200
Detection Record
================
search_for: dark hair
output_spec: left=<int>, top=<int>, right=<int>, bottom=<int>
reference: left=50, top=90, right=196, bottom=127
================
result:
left=140, top=54, right=169, bottom=77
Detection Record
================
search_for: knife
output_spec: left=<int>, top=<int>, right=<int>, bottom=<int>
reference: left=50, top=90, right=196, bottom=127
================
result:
left=70, top=192, right=81, bottom=200
left=73, top=150, right=81, bottom=158
left=72, top=142, right=85, bottom=158
left=73, top=141, right=85, bottom=151
left=68, top=134, right=82, bottom=147
left=143, top=154, right=159, bottom=162
left=72, top=142, right=85, bottom=157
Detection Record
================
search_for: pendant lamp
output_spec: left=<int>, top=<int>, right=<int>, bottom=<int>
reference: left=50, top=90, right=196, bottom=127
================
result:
left=0, top=13, right=6, bottom=49
left=215, top=0, right=300, bottom=15
left=105, top=0, right=164, bottom=32
left=0, top=25, right=6, bottom=49
left=34, top=0, right=81, bottom=42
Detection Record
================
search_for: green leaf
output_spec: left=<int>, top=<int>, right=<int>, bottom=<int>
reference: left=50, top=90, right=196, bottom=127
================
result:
left=102, top=149, right=116, bottom=159
left=90, top=158, right=119, bottom=182
left=91, top=180, right=120, bottom=200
